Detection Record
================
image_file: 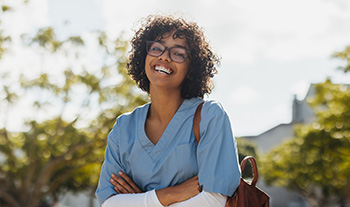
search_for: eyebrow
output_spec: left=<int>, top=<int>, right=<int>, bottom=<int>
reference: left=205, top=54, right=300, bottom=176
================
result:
left=158, top=40, right=188, bottom=49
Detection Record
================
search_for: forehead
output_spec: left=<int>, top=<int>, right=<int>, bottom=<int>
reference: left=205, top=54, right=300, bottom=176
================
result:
left=156, top=31, right=188, bottom=47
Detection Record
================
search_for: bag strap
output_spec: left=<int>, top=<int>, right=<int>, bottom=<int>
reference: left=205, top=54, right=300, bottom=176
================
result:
left=241, top=156, right=259, bottom=186
left=194, top=102, right=204, bottom=143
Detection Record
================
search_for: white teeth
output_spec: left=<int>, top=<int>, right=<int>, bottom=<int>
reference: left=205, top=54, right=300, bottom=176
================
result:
left=155, top=65, right=172, bottom=75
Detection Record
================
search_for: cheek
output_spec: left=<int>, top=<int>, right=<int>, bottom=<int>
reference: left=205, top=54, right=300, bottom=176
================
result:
left=144, top=55, right=152, bottom=75
left=180, top=63, right=190, bottom=76
left=145, top=55, right=151, bottom=67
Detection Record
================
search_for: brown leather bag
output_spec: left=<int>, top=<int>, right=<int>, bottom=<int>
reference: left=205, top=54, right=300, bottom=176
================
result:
left=194, top=102, right=270, bottom=207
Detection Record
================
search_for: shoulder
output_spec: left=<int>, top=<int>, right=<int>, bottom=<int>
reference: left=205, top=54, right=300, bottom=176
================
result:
left=200, top=100, right=232, bottom=133
left=108, top=103, right=149, bottom=142
left=116, top=103, right=150, bottom=126
left=202, top=100, right=226, bottom=117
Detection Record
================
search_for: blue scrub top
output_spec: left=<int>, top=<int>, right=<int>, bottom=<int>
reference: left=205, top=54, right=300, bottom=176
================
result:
left=95, top=98, right=241, bottom=205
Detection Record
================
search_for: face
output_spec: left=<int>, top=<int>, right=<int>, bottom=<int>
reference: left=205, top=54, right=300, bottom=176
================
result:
left=145, top=31, right=190, bottom=94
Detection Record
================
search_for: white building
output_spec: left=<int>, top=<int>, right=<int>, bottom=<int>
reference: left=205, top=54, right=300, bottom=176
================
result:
left=241, top=85, right=317, bottom=207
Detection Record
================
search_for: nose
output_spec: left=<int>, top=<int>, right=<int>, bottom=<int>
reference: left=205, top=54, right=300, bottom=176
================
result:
left=158, top=48, right=171, bottom=62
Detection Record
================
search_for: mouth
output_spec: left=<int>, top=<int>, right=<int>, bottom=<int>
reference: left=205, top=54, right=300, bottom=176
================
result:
left=154, top=65, right=173, bottom=75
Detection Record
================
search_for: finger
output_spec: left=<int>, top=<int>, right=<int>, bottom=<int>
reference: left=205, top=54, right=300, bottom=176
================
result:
left=111, top=173, right=134, bottom=193
left=110, top=178, right=128, bottom=194
left=110, top=174, right=133, bottom=193
left=114, top=186, right=123, bottom=194
left=110, top=177, right=119, bottom=188
left=110, top=175, right=131, bottom=193
left=110, top=174, right=119, bottom=187
left=114, top=186, right=121, bottom=194
left=119, top=171, right=142, bottom=193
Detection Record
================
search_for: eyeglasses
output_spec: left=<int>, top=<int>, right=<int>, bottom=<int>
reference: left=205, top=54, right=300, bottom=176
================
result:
left=146, top=41, right=190, bottom=63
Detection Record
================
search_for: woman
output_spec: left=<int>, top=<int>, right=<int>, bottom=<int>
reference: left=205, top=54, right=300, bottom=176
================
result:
left=95, top=15, right=241, bottom=207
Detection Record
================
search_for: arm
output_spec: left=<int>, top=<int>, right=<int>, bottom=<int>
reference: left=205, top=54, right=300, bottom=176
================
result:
left=155, top=176, right=201, bottom=206
left=103, top=190, right=226, bottom=207
left=95, top=125, right=168, bottom=207
left=110, top=172, right=201, bottom=206
left=95, top=120, right=126, bottom=205
left=169, top=191, right=227, bottom=207
left=109, top=170, right=226, bottom=207
left=102, top=190, right=163, bottom=207
left=197, top=101, right=241, bottom=196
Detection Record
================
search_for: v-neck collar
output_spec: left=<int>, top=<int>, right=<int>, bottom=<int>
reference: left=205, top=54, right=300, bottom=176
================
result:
left=137, top=98, right=201, bottom=161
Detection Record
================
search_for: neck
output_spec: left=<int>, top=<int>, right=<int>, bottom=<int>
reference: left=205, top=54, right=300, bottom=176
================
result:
left=148, top=87, right=184, bottom=124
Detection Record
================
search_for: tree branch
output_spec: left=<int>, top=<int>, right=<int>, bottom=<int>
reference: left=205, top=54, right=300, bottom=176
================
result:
left=0, top=189, right=21, bottom=207
left=22, top=131, right=38, bottom=203
left=28, top=141, right=95, bottom=206
left=44, top=166, right=81, bottom=197
left=44, top=146, right=99, bottom=197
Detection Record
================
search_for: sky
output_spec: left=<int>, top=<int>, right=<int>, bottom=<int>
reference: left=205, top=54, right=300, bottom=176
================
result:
left=2, top=0, right=350, bottom=136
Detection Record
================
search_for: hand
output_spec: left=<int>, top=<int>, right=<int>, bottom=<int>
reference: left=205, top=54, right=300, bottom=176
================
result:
left=156, top=175, right=202, bottom=206
left=172, top=175, right=202, bottom=201
left=110, top=171, right=143, bottom=194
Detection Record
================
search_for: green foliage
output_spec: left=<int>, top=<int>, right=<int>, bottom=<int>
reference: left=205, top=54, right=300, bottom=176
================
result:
left=0, top=2, right=11, bottom=59
left=0, top=118, right=104, bottom=205
left=236, top=138, right=258, bottom=179
left=261, top=80, right=350, bottom=206
left=237, top=138, right=258, bottom=162
left=1, top=5, right=11, bottom=12
left=31, top=27, right=63, bottom=52
left=0, top=24, right=148, bottom=207
left=332, top=45, right=350, bottom=73
left=0, top=31, right=11, bottom=59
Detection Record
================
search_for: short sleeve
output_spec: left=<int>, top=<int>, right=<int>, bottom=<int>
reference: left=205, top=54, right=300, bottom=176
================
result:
left=95, top=119, right=124, bottom=205
left=197, top=101, right=241, bottom=197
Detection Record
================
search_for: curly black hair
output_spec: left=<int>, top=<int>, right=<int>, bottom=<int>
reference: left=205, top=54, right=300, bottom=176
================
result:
left=127, top=15, right=220, bottom=99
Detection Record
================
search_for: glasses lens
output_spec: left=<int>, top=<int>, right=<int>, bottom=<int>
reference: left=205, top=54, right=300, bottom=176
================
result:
left=170, top=47, right=187, bottom=63
left=147, top=41, right=164, bottom=57
left=146, top=41, right=188, bottom=63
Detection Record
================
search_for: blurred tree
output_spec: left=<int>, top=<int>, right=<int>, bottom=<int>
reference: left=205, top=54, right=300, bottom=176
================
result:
left=260, top=47, right=350, bottom=207
left=332, top=45, right=350, bottom=73
left=0, top=1, right=12, bottom=59
left=237, top=138, right=258, bottom=161
left=236, top=138, right=259, bottom=179
left=0, top=10, right=148, bottom=207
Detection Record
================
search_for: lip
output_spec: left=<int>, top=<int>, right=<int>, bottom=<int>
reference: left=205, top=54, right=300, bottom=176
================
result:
left=152, top=63, right=174, bottom=75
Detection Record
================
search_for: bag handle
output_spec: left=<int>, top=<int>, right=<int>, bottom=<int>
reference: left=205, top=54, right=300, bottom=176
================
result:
left=241, top=156, right=259, bottom=187
left=194, top=102, right=204, bottom=143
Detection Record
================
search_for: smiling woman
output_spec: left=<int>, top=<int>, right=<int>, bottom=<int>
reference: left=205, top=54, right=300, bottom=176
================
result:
left=95, top=14, right=241, bottom=207
left=144, top=30, right=191, bottom=97
left=127, top=15, right=219, bottom=99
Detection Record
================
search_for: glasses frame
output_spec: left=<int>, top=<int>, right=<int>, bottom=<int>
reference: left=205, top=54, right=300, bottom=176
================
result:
left=146, top=41, right=190, bottom=63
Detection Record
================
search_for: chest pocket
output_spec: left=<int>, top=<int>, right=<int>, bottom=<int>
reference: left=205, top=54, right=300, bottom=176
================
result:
left=175, top=141, right=199, bottom=183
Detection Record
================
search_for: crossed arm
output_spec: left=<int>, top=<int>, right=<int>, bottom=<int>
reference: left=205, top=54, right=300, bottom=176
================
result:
left=102, top=171, right=227, bottom=207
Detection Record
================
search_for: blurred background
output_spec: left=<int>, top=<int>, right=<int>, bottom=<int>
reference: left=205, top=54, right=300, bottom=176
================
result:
left=0, top=0, right=349, bottom=206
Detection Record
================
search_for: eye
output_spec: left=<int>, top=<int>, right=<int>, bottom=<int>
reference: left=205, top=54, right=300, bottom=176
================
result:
left=171, top=48, right=187, bottom=59
left=149, top=42, right=164, bottom=52
left=151, top=46, right=163, bottom=51
left=174, top=52, right=185, bottom=58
